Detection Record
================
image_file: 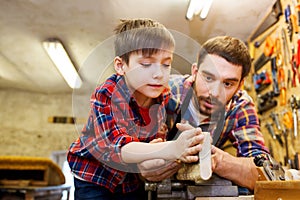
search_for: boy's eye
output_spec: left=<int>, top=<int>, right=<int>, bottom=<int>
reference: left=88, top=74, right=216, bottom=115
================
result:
left=140, top=63, right=151, bottom=67
left=162, top=64, right=171, bottom=68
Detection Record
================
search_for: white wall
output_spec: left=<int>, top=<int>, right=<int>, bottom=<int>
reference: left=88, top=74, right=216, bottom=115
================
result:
left=0, top=88, right=86, bottom=157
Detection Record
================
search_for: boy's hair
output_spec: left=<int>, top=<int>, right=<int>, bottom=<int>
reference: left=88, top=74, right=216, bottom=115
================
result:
left=114, top=18, right=175, bottom=65
left=197, top=36, right=251, bottom=80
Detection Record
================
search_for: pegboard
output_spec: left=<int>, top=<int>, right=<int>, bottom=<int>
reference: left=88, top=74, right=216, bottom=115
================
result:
left=246, top=0, right=300, bottom=167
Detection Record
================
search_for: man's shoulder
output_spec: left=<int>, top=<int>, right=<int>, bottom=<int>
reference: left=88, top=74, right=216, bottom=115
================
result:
left=227, top=90, right=255, bottom=114
left=233, top=90, right=253, bottom=103
left=169, top=74, right=191, bottom=89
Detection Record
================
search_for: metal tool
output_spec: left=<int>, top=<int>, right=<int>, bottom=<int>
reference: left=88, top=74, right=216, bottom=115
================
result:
left=254, top=36, right=274, bottom=72
left=290, top=95, right=299, bottom=139
left=263, top=154, right=286, bottom=181
left=270, top=111, right=282, bottom=131
left=270, top=57, right=280, bottom=96
left=265, top=122, right=277, bottom=140
left=254, top=154, right=285, bottom=181
left=257, top=91, right=277, bottom=114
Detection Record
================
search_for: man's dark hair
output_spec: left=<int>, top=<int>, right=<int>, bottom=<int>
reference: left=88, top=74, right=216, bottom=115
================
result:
left=197, top=36, right=251, bottom=80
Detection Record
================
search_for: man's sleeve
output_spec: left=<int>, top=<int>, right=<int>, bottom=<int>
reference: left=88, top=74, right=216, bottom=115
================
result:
left=231, top=101, right=270, bottom=157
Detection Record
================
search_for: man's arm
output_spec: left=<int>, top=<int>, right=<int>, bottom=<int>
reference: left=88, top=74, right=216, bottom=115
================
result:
left=138, top=159, right=182, bottom=182
left=211, top=91, right=269, bottom=190
left=212, top=146, right=259, bottom=190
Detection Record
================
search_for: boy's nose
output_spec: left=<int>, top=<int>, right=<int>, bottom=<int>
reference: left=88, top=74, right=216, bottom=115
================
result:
left=152, top=64, right=164, bottom=78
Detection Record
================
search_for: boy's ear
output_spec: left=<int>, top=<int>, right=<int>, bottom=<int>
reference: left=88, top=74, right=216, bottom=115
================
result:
left=114, top=56, right=125, bottom=75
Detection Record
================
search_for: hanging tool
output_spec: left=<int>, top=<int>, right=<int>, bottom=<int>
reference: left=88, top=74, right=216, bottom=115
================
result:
left=295, top=37, right=300, bottom=84
left=291, top=45, right=299, bottom=87
left=287, top=68, right=292, bottom=88
left=253, top=70, right=272, bottom=93
left=254, top=36, right=274, bottom=72
left=265, top=122, right=277, bottom=140
left=281, top=28, right=290, bottom=66
left=282, top=110, right=294, bottom=166
left=257, top=91, right=277, bottom=114
left=290, top=1, right=299, bottom=34
left=253, top=25, right=278, bottom=48
left=285, top=4, right=294, bottom=41
left=265, top=122, right=284, bottom=147
left=270, top=111, right=282, bottom=131
left=270, top=57, right=280, bottom=96
left=278, top=67, right=287, bottom=106
left=289, top=95, right=299, bottom=140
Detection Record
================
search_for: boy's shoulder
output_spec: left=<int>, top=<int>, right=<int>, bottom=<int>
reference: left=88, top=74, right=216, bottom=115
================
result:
left=94, top=74, right=123, bottom=96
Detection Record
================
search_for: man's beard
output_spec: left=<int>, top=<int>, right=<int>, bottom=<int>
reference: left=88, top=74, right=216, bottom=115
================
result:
left=196, top=95, right=224, bottom=116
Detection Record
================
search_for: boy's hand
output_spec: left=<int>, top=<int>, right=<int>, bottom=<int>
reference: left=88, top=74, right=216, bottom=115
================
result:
left=175, top=123, right=204, bottom=163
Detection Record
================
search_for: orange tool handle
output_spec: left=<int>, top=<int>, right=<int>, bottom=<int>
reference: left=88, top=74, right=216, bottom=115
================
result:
left=264, top=36, right=274, bottom=56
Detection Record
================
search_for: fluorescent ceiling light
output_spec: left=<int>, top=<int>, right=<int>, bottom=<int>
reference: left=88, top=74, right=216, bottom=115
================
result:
left=186, top=0, right=213, bottom=20
left=43, top=39, right=82, bottom=89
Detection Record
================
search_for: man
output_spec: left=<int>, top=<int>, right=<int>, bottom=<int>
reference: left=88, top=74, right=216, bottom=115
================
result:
left=138, top=36, right=270, bottom=191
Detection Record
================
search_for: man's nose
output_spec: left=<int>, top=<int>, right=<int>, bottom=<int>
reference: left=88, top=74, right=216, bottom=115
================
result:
left=209, top=82, right=223, bottom=98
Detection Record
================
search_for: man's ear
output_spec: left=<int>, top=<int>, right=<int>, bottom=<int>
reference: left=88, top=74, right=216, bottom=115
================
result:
left=191, top=63, right=198, bottom=81
left=238, top=79, right=245, bottom=90
left=114, top=56, right=125, bottom=75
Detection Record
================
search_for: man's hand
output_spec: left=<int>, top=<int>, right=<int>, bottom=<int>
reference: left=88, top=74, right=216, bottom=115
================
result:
left=138, top=159, right=182, bottom=182
left=211, top=146, right=258, bottom=190
left=138, top=137, right=181, bottom=182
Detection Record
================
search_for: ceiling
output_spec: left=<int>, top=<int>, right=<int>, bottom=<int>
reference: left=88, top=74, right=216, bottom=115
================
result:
left=0, top=0, right=276, bottom=94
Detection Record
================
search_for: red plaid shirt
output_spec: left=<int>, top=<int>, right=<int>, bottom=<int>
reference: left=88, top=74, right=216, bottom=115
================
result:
left=67, top=74, right=170, bottom=193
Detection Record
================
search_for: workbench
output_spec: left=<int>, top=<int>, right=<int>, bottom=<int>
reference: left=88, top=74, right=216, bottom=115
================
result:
left=195, top=196, right=254, bottom=200
left=0, top=184, right=71, bottom=200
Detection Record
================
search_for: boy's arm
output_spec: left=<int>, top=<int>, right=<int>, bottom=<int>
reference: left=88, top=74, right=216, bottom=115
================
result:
left=121, top=123, right=204, bottom=163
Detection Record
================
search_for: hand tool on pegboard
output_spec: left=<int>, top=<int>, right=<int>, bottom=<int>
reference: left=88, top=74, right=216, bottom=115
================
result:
left=257, top=91, right=277, bottom=114
left=282, top=110, right=294, bottom=166
left=270, top=57, right=280, bottom=96
left=295, top=37, right=300, bottom=84
left=270, top=112, right=285, bottom=147
left=285, top=4, right=294, bottom=42
left=254, top=36, right=274, bottom=72
left=265, top=122, right=284, bottom=147
left=270, top=111, right=282, bottom=131
left=278, top=67, right=287, bottom=106
left=289, top=95, right=299, bottom=140
left=253, top=70, right=272, bottom=93
left=290, top=45, right=299, bottom=87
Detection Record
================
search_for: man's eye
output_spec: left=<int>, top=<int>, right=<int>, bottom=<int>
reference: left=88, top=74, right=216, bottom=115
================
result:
left=203, top=75, right=212, bottom=81
left=224, top=82, right=233, bottom=87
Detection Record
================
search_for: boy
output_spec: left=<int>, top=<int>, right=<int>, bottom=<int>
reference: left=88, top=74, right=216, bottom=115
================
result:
left=67, top=18, right=204, bottom=200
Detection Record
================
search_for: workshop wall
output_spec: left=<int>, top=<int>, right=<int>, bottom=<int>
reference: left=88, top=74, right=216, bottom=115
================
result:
left=247, top=0, right=300, bottom=168
left=0, top=89, right=83, bottom=158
